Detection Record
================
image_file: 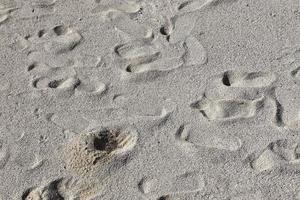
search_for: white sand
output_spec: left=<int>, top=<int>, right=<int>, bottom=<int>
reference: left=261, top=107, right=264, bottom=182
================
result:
left=0, top=0, right=300, bottom=199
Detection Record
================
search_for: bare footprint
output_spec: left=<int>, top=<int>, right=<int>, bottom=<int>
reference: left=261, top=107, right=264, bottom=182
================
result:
left=44, top=25, right=82, bottom=54
left=32, top=76, right=80, bottom=90
left=115, top=40, right=159, bottom=61
left=168, top=13, right=198, bottom=44
left=65, top=126, right=138, bottom=175
left=160, top=16, right=175, bottom=39
left=114, top=39, right=185, bottom=77
left=114, top=14, right=153, bottom=40
left=177, top=0, right=238, bottom=14
left=22, top=177, right=105, bottom=200
left=76, top=79, right=107, bottom=96
left=22, top=179, right=65, bottom=200
left=139, top=171, right=205, bottom=198
left=176, top=125, right=242, bottom=152
left=191, top=95, right=264, bottom=121
left=183, top=36, right=207, bottom=66
left=126, top=57, right=183, bottom=74
left=273, top=85, right=300, bottom=130
left=222, top=70, right=277, bottom=88
left=249, top=139, right=300, bottom=172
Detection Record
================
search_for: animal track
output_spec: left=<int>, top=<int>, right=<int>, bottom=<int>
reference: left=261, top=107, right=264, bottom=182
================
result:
left=222, top=70, right=277, bottom=88
left=65, top=126, right=138, bottom=175
left=139, top=171, right=204, bottom=198
left=191, top=95, right=264, bottom=121
left=249, top=139, right=300, bottom=172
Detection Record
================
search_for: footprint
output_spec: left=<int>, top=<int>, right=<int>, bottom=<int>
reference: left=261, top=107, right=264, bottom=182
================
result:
left=221, top=70, right=277, bottom=88
left=65, top=126, right=138, bottom=175
left=114, top=40, right=184, bottom=75
left=249, top=139, right=300, bottom=172
left=32, top=76, right=80, bottom=90
left=274, top=85, right=300, bottom=130
left=0, top=138, right=10, bottom=169
left=126, top=57, right=183, bottom=74
left=44, top=25, right=82, bottom=54
left=160, top=16, right=175, bottom=38
left=139, top=171, right=205, bottom=198
left=27, top=62, right=51, bottom=72
left=168, top=13, right=198, bottom=44
left=123, top=51, right=161, bottom=73
left=270, top=139, right=300, bottom=162
left=191, top=95, right=264, bottom=121
left=178, top=0, right=238, bottom=14
left=22, top=179, right=65, bottom=200
left=175, top=125, right=242, bottom=152
left=22, top=177, right=105, bottom=200
left=183, top=36, right=207, bottom=66
left=114, top=40, right=159, bottom=60
left=114, top=14, right=153, bottom=40
left=76, top=79, right=107, bottom=96
left=178, top=0, right=211, bottom=13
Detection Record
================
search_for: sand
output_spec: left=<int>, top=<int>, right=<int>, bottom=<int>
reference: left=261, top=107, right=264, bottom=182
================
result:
left=0, top=0, right=300, bottom=199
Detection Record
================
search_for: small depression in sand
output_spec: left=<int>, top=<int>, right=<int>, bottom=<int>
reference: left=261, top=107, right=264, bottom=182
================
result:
left=64, top=126, right=138, bottom=175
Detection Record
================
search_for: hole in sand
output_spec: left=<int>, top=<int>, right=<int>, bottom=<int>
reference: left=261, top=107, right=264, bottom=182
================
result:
left=94, top=130, right=119, bottom=153
left=38, top=29, right=46, bottom=38
left=48, top=80, right=62, bottom=88
left=222, top=71, right=231, bottom=86
left=28, top=63, right=36, bottom=71
left=53, top=25, right=68, bottom=36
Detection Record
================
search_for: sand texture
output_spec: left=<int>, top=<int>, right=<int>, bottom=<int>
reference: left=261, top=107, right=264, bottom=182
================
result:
left=0, top=0, right=300, bottom=199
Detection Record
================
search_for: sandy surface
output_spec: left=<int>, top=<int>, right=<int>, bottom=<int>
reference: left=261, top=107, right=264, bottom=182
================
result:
left=0, top=0, right=300, bottom=199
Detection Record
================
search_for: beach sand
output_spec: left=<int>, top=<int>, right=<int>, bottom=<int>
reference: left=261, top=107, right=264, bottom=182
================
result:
left=0, top=0, right=300, bottom=199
